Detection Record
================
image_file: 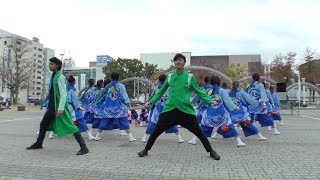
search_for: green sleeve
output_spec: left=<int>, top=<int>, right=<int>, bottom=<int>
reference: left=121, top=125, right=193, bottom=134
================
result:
left=149, top=77, right=169, bottom=105
left=190, top=76, right=212, bottom=104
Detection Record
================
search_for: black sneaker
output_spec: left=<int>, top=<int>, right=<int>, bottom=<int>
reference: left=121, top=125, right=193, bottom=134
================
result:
left=210, top=150, right=220, bottom=160
left=77, top=146, right=89, bottom=155
left=26, top=143, right=43, bottom=150
left=138, top=149, right=148, bottom=157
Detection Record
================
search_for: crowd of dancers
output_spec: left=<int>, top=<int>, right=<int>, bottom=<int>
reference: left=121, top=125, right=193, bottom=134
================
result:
left=27, top=54, right=283, bottom=159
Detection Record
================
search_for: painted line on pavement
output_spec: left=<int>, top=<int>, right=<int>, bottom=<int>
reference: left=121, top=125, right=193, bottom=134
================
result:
left=301, top=115, right=320, bottom=121
left=0, top=116, right=42, bottom=123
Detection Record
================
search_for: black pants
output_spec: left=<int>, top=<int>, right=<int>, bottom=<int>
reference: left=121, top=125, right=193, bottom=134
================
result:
left=35, top=110, right=85, bottom=148
left=145, top=108, right=213, bottom=152
left=36, top=110, right=55, bottom=145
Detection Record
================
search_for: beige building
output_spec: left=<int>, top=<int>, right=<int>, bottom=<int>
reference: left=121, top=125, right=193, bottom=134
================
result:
left=43, top=48, right=55, bottom=98
left=0, top=29, right=46, bottom=102
left=191, top=54, right=262, bottom=75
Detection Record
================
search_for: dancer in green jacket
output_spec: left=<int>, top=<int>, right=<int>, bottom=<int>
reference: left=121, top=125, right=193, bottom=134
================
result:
left=138, top=53, right=220, bottom=160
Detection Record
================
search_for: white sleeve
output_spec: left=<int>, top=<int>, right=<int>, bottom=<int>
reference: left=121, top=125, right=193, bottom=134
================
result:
left=58, top=76, right=67, bottom=111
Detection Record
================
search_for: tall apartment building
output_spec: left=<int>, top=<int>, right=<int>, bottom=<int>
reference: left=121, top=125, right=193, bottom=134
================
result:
left=30, top=37, right=45, bottom=99
left=0, top=29, right=46, bottom=102
left=43, top=48, right=55, bottom=98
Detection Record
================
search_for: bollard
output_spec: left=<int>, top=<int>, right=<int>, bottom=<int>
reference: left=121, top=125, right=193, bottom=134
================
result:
left=17, top=105, right=26, bottom=111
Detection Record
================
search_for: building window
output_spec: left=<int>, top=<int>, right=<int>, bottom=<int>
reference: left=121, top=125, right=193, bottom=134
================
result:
left=34, top=47, right=36, bottom=50
left=36, top=92, right=41, bottom=95
left=38, top=60, right=42, bottom=63
left=34, top=53, right=36, bottom=56
left=37, top=76, right=41, bottom=79
left=36, top=87, right=41, bottom=90
left=33, top=81, right=35, bottom=84
left=38, top=48, right=42, bottom=52
left=4, top=41, right=7, bottom=45
left=16, top=41, right=21, bottom=45
left=38, top=54, right=42, bottom=58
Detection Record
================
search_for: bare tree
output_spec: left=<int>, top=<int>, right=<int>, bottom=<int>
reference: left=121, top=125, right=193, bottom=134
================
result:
left=0, top=38, right=35, bottom=104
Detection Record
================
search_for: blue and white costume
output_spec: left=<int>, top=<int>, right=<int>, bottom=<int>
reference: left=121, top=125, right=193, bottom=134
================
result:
left=90, top=87, right=105, bottom=129
left=93, top=80, right=130, bottom=130
left=81, top=86, right=96, bottom=124
left=146, top=83, right=178, bottom=135
left=192, top=82, right=213, bottom=124
left=271, top=91, right=282, bottom=120
left=198, top=85, right=239, bottom=138
left=229, top=89, right=260, bottom=137
left=247, top=81, right=274, bottom=127
left=67, top=83, right=89, bottom=133
left=266, top=89, right=275, bottom=114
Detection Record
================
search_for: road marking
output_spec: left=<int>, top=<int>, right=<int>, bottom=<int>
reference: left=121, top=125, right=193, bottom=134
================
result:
left=0, top=116, right=42, bottom=123
left=301, top=115, right=320, bottom=121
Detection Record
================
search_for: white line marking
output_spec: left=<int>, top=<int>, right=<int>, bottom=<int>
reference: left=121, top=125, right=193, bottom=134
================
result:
left=0, top=116, right=42, bottom=123
left=301, top=115, right=320, bottom=121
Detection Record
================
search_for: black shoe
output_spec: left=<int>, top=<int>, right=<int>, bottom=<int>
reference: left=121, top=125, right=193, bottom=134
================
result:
left=138, top=149, right=148, bottom=157
left=77, top=146, right=89, bottom=155
left=26, top=143, right=43, bottom=150
left=210, top=150, right=220, bottom=160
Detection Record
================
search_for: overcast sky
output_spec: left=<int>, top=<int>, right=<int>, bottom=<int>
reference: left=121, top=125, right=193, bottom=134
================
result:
left=1, top=0, right=319, bottom=67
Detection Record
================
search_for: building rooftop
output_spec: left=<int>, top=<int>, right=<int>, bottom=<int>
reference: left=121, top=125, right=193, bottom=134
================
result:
left=0, top=29, right=14, bottom=37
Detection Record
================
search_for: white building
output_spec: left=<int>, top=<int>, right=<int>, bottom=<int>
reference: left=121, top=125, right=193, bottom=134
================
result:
left=140, top=52, right=191, bottom=70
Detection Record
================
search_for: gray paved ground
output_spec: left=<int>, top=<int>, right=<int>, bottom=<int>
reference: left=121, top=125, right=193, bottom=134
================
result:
left=0, top=108, right=319, bottom=180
